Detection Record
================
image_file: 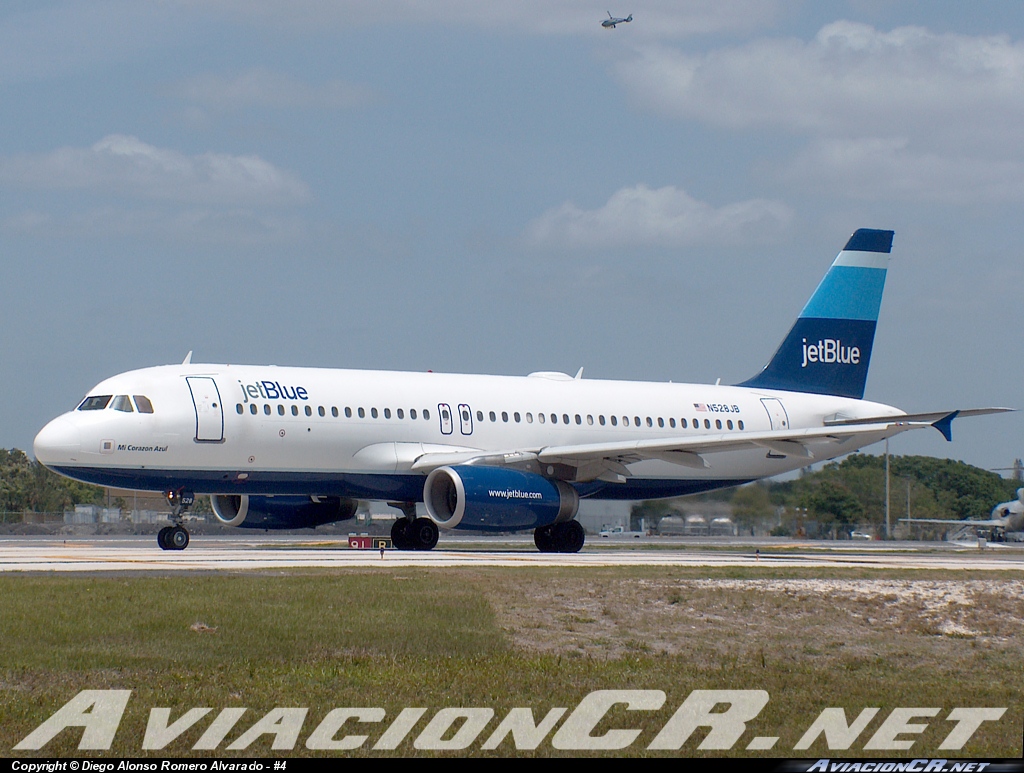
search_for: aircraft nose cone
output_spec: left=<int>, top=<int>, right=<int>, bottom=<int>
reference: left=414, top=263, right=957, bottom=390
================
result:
left=34, top=416, right=81, bottom=466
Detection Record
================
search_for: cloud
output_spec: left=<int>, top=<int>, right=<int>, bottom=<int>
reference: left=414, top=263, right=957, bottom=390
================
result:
left=526, top=184, right=792, bottom=249
left=616, top=22, right=1024, bottom=145
left=0, top=135, right=309, bottom=206
left=172, top=69, right=373, bottom=111
left=0, top=1, right=188, bottom=85
left=777, top=137, right=1024, bottom=203
left=191, top=0, right=779, bottom=38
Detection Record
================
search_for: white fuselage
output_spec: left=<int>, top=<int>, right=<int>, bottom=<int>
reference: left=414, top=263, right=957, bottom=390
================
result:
left=34, top=363, right=904, bottom=502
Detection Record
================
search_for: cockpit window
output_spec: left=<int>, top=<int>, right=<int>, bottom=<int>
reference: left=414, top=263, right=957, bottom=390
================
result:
left=78, top=395, right=112, bottom=411
left=111, top=395, right=134, bottom=413
left=133, top=395, right=154, bottom=413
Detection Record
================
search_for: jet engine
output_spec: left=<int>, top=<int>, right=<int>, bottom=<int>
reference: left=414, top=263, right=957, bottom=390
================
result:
left=210, top=495, right=358, bottom=530
left=423, top=465, right=579, bottom=531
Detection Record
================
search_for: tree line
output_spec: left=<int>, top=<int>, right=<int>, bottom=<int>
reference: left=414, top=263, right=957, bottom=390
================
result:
left=632, top=453, right=1021, bottom=538
left=0, top=448, right=104, bottom=513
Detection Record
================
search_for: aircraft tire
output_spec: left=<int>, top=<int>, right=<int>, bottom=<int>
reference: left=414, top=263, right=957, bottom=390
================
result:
left=534, top=525, right=556, bottom=553
left=157, top=527, right=171, bottom=551
left=411, top=517, right=439, bottom=550
left=391, top=518, right=412, bottom=550
left=169, top=526, right=190, bottom=550
left=554, top=521, right=585, bottom=554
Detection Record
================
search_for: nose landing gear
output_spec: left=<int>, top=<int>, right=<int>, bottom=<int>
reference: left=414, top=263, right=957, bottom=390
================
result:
left=159, top=489, right=195, bottom=551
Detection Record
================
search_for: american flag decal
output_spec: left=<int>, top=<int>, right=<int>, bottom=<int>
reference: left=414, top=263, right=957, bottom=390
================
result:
left=694, top=403, right=707, bottom=411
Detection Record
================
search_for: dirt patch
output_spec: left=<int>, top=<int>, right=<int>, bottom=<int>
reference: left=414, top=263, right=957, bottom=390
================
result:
left=480, top=576, right=1024, bottom=664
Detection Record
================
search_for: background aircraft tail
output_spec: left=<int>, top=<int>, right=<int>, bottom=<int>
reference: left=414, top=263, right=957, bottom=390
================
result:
left=737, top=228, right=894, bottom=400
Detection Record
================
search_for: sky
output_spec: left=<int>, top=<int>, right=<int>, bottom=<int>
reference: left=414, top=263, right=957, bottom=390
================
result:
left=2, top=0, right=1022, bottom=476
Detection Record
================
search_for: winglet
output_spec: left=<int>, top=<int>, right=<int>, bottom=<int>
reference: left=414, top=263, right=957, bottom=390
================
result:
left=931, top=410, right=960, bottom=442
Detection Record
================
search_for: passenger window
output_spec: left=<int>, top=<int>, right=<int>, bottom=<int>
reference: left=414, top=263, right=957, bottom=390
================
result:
left=477, top=410, right=484, bottom=421
left=332, top=407, right=339, bottom=417
left=514, top=412, right=521, bottom=423
left=78, top=395, right=112, bottom=411
left=669, top=418, right=675, bottom=428
left=358, top=408, right=365, bottom=418
left=727, top=419, right=733, bottom=430
left=716, top=419, right=722, bottom=429
left=658, top=417, right=665, bottom=428
left=410, top=409, right=417, bottom=419
left=292, top=405, right=299, bottom=416
left=250, top=404, right=257, bottom=415
left=599, top=415, right=606, bottom=426
left=575, top=414, right=581, bottom=425
left=489, top=411, right=496, bottom=422
left=319, top=406, right=326, bottom=417
left=704, top=419, right=711, bottom=429
left=610, top=416, right=617, bottom=426
left=133, top=395, right=154, bottom=414
left=384, top=408, right=391, bottom=419
left=264, top=404, right=271, bottom=415
left=587, top=415, right=593, bottom=425
left=681, top=418, right=687, bottom=429
left=646, top=417, right=652, bottom=427
left=635, top=416, right=641, bottom=427
left=397, top=408, right=404, bottom=419
left=622, top=416, right=629, bottom=426
left=111, top=395, right=134, bottom=413
left=526, top=412, right=533, bottom=423
left=371, top=408, right=379, bottom=419
left=738, top=420, right=745, bottom=430
left=236, top=404, right=243, bottom=414
left=563, top=414, right=570, bottom=425
left=423, top=409, right=430, bottom=420
left=551, top=414, right=558, bottom=424
left=502, top=411, right=508, bottom=422
left=278, top=405, right=285, bottom=416
left=538, top=413, right=545, bottom=424
left=305, top=405, right=312, bottom=417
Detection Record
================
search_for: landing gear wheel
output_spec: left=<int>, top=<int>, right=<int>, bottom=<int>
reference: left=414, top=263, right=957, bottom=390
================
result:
left=553, top=520, right=585, bottom=553
left=534, top=525, right=556, bottom=553
left=168, top=525, right=190, bottom=551
left=391, top=518, right=412, bottom=550
left=411, top=517, right=439, bottom=550
left=157, top=526, right=172, bottom=551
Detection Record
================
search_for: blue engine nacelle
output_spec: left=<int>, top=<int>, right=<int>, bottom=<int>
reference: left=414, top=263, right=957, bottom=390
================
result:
left=210, top=495, right=358, bottom=530
left=423, top=465, right=579, bottom=532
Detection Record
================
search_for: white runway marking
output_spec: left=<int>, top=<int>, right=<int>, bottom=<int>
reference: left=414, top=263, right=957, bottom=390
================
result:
left=0, top=536, right=1021, bottom=572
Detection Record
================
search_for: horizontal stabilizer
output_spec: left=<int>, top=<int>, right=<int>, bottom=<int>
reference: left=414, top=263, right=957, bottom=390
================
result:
left=824, top=407, right=1012, bottom=442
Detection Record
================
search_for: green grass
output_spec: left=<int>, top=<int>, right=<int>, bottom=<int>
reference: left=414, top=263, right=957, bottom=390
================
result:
left=0, top=569, right=1021, bottom=757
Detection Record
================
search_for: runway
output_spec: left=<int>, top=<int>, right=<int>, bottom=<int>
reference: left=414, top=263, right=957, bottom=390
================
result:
left=0, top=535, right=1022, bottom=572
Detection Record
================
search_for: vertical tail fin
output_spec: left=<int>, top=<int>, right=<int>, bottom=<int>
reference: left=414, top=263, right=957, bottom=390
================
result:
left=737, top=228, right=894, bottom=399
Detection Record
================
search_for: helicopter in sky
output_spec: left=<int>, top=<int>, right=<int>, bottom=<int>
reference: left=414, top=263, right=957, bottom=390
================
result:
left=602, top=12, right=632, bottom=28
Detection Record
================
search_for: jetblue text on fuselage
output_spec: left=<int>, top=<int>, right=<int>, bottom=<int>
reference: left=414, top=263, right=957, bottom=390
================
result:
left=801, top=339, right=861, bottom=368
left=239, top=380, right=309, bottom=403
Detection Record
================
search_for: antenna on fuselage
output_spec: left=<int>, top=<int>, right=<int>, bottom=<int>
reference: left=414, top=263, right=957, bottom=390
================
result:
left=574, top=367, right=584, bottom=380
left=182, top=350, right=193, bottom=365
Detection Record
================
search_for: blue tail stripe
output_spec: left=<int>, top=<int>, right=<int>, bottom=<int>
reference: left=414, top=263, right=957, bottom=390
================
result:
left=844, top=229, right=894, bottom=253
left=799, top=266, right=887, bottom=321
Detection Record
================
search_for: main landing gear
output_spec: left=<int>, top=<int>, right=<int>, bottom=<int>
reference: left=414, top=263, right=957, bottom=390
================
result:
left=158, top=488, right=195, bottom=551
left=389, top=502, right=439, bottom=550
left=534, top=520, right=585, bottom=553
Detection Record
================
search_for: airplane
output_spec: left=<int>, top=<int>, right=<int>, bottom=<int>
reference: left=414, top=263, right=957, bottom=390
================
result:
left=602, top=13, right=632, bottom=28
left=33, top=228, right=1008, bottom=553
left=899, top=488, right=1024, bottom=541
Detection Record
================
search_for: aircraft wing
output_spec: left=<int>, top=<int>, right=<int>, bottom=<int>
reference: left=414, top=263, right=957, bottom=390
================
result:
left=409, top=419, right=929, bottom=481
left=898, top=517, right=1007, bottom=527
